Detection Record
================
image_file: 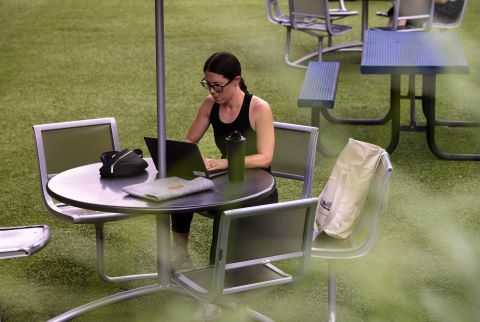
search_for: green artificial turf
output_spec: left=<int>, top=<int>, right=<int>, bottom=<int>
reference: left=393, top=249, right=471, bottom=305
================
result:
left=1, top=0, right=480, bottom=321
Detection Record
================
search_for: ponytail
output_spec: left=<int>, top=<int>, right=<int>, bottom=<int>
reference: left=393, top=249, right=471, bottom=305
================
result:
left=239, top=77, right=248, bottom=93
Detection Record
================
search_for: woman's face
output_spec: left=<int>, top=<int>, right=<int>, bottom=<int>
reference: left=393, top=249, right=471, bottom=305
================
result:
left=203, top=71, right=238, bottom=104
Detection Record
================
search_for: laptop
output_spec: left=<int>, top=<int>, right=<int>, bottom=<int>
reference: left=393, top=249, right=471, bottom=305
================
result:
left=144, top=137, right=227, bottom=180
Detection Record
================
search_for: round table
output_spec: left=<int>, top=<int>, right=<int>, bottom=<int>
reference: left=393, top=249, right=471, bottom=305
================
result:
left=47, top=159, right=276, bottom=217
left=46, top=159, right=276, bottom=322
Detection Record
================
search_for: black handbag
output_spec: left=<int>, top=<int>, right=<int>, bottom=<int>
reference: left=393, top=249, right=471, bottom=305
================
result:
left=99, top=149, right=148, bottom=177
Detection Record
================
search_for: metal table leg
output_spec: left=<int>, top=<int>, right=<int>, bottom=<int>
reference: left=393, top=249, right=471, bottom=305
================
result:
left=423, top=75, right=480, bottom=160
left=320, top=107, right=391, bottom=125
left=47, top=284, right=187, bottom=322
left=311, top=109, right=336, bottom=157
left=48, top=215, right=185, bottom=321
left=361, top=0, right=369, bottom=43
left=95, top=223, right=158, bottom=283
left=386, top=75, right=401, bottom=154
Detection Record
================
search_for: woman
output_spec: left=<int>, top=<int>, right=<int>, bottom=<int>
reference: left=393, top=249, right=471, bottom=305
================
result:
left=171, top=51, right=279, bottom=268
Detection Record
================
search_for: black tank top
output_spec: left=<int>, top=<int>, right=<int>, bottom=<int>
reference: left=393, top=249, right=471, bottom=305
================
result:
left=209, top=93, right=258, bottom=158
left=209, top=92, right=276, bottom=198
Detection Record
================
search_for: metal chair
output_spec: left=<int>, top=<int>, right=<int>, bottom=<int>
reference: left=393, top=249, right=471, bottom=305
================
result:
left=330, top=0, right=359, bottom=16
left=266, top=0, right=357, bottom=26
left=198, top=121, right=317, bottom=265
left=265, top=0, right=291, bottom=26
left=0, top=225, right=51, bottom=259
left=374, top=0, right=435, bottom=31
left=173, top=198, right=318, bottom=320
left=204, top=122, right=318, bottom=209
left=200, top=121, right=317, bottom=233
left=272, top=122, right=318, bottom=199
left=433, top=0, right=468, bottom=29
left=311, top=152, right=393, bottom=322
left=1, top=224, right=51, bottom=320
left=33, top=117, right=156, bottom=283
left=277, top=0, right=360, bottom=68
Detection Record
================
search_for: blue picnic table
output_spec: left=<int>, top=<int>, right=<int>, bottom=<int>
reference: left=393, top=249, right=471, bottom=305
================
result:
left=361, top=30, right=477, bottom=160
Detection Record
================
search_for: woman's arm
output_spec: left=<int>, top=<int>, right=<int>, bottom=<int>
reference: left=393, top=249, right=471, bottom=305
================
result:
left=185, top=96, right=214, bottom=144
left=245, top=96, right=275, bottom=169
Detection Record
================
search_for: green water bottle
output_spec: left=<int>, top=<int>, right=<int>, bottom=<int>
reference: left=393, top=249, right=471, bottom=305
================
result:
left=226, top=130, right=245, bottom=182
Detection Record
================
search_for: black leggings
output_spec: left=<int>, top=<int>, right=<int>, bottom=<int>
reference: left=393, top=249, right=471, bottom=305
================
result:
left=171, top=188, right=279, bottom=264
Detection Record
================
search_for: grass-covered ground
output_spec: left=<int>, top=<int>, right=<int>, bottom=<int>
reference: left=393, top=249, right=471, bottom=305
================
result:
left=1, top=0, right=479, bottom=321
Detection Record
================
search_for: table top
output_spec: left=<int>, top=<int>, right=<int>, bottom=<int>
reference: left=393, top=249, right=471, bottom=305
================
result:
left=361, top=30, right=469, bottom=75
left=47, top=159, right=276, bottom=216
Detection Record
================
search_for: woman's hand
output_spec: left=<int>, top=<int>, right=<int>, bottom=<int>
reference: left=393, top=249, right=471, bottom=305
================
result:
left=205, top=158, right=228, bottom=171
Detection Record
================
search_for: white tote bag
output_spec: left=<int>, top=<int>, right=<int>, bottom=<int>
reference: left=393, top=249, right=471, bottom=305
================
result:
left=314, top=138, right=385, bottom=239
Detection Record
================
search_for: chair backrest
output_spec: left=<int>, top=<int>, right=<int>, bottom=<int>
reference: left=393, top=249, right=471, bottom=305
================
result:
left=312, top=152, right=393, bottom=259
left=433, top=0, right=467, bottom=29
left=214, top=198, right=318, bottom=293
left=391, top=0, right=435, bottom=31
left=0, top=225, right=51, bottom=259
left=271, top=122, right=318, bottom=199
left=33, top=118, right=120, bottom=221
left=290, top=0, right=351, bottom=35
left=289, top=0, right=330, bottom=29
left=348, top=152, right=392, bottom=253
left=289, top=0, right=328, bottom=19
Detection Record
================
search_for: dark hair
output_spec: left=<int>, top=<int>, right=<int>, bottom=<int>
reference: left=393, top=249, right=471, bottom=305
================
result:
left=203, top=52, right=248, bottom=93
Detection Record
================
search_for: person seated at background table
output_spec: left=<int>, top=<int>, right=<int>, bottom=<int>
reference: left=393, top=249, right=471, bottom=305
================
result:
left=171, top=51, right=279, bottom=268
left=382, top=0, right=448, bottom=28
left=434, top=0, right=465, bottom=24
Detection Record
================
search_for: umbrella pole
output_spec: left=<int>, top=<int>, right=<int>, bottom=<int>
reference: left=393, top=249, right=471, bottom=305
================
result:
left=155, top=0, right=171, bottom=287
left=155, top=0, right=167, bottom=179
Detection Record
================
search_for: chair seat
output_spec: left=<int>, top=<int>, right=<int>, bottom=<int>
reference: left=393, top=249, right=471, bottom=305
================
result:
left=0, top=225, right=50, bottom=259
left=296, top=21, right=352, bottom=35
left=371, top=25, right=425, bottom=32
left=176, top=263, right=292, bottom=297
left=312, top=232, right=353, bottom=250
left=273, top=15, right=316, bottom=27
left=330, top=9, right=359, bottom=17
left=330, top=24, right=353, bottom=34
left=173, top=198, right=317, bottom=318
left=57, top=204, right=113, bottom=216
left=274, top=14, right=293, bottom=27
left=54, top=203, right=128, bottom=223
left=327, top=9, right=359, bottom=22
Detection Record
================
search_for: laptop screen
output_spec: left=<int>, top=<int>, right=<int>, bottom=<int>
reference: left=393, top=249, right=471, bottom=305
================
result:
left=145, top=137, right=227, bottom=179
left=144, top=137, right=206, bottom=180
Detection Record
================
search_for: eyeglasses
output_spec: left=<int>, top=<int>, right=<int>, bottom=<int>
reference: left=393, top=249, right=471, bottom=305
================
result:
left=200, top=78, right=233, bottom=93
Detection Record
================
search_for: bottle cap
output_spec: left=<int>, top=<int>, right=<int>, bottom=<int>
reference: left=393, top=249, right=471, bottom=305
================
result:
left=228, top=130, right=243, bottom=140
